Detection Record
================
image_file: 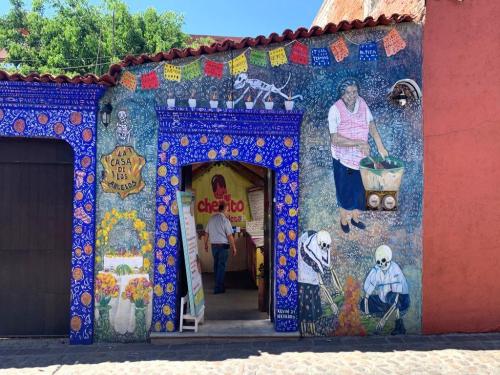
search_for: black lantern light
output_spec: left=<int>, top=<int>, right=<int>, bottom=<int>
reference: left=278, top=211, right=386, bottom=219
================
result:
left=101, top=102, right=113, bottom=127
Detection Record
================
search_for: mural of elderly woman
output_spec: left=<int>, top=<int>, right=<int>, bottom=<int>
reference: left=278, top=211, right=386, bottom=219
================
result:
left=329, top=79, right=388, bottom=233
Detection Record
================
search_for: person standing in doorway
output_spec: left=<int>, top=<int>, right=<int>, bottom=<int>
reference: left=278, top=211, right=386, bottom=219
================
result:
left=329, top=79, right=388, bottom=233
left=204, top=201, right=237, bottom=294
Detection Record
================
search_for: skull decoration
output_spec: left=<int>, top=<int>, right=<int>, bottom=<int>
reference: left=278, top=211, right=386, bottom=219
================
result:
left=316, top=230, right=332, bottom=268
left=116, top=110, right=132, bottom=144
left=233, top=73, right=248, bottom=90
left=375, top=245, right=392, bottom=271
left=117, top=110, right=127, bottom=123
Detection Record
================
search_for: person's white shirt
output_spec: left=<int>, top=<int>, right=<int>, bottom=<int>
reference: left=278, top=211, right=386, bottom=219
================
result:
left=363, top=262, right=408, bottom=303
left=328, top=97, right=374, bottom=159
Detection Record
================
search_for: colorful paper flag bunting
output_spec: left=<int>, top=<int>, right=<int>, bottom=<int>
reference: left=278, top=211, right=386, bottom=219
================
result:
left=120, top=71, right=137, bottom=91
left=141, top=71, right=159, bottom=90
left=228, top=53, right=248, bottom=75
left=164, top=64, right=181, bottom=82
left=359, top=42, right=378, bottom=61
left=182, top=60, right=202, bottom=80
left=330, top=37, right=349, bottom=63
left=249, top=50, right=267, bottom=67
left=204, top=60, right=224, bottom=79
left=269, top=47, right=288, bottom=67
left=383, top=29, right=406, bottom=57
left=290, top=42, right=309, bottom=65
left=311, top=48, right=331, bottom=66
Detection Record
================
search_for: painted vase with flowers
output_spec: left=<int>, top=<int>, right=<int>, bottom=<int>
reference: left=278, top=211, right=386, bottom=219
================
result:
left=122, top=277, right=152, bottom=340
left=95, top=272, right=119, bottom=341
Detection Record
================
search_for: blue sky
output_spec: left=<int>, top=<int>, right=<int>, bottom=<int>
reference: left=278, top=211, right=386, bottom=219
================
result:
left=0, top=0, right=324, bottom=37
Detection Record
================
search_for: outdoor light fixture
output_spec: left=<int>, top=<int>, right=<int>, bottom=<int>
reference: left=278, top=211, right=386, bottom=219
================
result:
left=388, top=79, right=422, bottom=108
left=101, top=102, right=113, bottom=127
left=393, top=92, right=408, bottom=107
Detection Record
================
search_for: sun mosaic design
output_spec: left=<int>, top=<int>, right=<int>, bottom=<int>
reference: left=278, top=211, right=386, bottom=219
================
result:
left=0, top=81, right=105, bottom=344
left=152, top=108, right=303, bottom=333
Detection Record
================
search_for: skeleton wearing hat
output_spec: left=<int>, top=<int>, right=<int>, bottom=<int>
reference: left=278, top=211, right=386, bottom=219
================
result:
left=298, top=230, right=342, bottom=335
left=360, top=245, right=410, bottom=335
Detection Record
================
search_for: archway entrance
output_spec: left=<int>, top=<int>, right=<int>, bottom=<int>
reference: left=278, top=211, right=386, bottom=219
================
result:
left=152, top=108, right=302, bottom=334
left=180, top=161, right=272, bottom=323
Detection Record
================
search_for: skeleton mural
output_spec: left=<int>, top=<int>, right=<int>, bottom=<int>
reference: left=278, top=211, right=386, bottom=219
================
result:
left=232, top=73, right=304, bottom=106
left=360, top=245, right=410, bottom=335
left=115, top=110, right=133, bottom=145
left=298, top=230, right=342, bottom=335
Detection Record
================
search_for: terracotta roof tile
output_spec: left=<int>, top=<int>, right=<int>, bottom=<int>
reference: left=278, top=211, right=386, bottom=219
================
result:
left=0, top=14, right=413, bottom=87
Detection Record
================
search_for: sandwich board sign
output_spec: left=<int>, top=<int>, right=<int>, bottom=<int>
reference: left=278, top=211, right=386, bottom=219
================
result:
left=177, top=191, right=205, bottom=317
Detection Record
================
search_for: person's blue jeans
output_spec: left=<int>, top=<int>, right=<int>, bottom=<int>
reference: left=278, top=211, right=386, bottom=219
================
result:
left=211, top=244, right=229, bottom=293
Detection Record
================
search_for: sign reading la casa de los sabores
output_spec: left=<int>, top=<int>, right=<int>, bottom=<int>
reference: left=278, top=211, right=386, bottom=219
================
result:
left=101, top=146, right=146, bottom=199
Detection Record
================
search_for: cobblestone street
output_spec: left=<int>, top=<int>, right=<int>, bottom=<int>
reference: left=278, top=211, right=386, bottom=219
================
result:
left=0, top=333, right=499, bottom=374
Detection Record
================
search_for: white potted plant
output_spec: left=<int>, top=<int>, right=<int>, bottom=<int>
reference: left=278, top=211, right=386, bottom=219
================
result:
left=245, top=94, right=254, bottom=110
left=264, top=95, right=274, bottom=110
left=226, top=92, right=235, bottom=109
left=188, top=88, right=196, bottom=109
left=167, top=90, right=175, bottom=109
left=209, top=92, right=219, bottom=109
left=284, top=94, right=294, bottom=111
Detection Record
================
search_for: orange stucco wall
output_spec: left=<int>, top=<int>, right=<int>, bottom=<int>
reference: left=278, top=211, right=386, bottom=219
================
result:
left=423, top=0, right=500, bottom=333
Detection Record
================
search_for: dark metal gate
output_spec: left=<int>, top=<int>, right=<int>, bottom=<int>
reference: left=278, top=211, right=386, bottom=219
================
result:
left=0, top=137, right=73, bottom=336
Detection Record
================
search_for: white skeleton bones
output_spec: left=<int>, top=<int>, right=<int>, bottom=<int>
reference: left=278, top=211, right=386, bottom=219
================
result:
left=232, top=73, right=304, bottom=105
left=116, top=110, right=132, bottom=144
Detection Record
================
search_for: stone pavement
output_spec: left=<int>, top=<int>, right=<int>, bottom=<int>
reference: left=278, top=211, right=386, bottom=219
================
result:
left=0, top=333, right=499, bottom=375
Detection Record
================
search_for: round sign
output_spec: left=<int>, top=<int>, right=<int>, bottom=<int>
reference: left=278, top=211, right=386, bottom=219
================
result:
left=382, top=195, right=397, bottom=210
left=368, top=193, right=381, bottom=209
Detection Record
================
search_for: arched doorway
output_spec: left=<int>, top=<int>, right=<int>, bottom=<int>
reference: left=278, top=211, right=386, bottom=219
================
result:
left=152, top=108, right=302, bottom=334
left=0, top=81, right=104, bottom=344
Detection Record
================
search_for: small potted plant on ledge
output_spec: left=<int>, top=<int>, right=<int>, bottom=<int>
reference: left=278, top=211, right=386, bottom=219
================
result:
left=188, top=88, right=196, bottom=109
left=284, top=92, right=294, bottom=111
left=245, top=94, right=254, bottom=109
left=264, top=95, right=274, bottom=110
left=167, top=90, right=175, bottom=109
left=209, top=91, right=219, bottom=109
left=226, top=92, right=235, bottom=109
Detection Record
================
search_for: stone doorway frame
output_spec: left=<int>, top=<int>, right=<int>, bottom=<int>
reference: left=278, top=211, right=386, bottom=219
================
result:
left=152, top=108, right=302, bottom=334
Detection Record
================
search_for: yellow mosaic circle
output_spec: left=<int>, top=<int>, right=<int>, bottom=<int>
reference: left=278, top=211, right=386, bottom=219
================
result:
left=75, top=248, right=82, bottom=257
left=157, top=238, right=166, bottom=249
left=279, top=284, right=288, bottom=297
left=291, top=162, right=299, bottom=171
left=284, top=138, right=294, bottom=148
left=256, top=138, right=265, bottom=147
left=166, top=283, right=174, bottom=293
left=288, top=230, right=296, bottom=241
left=170, top=175, right=179, bottom=186
left=167, top=255, right=175, bottom=266
left=223, top=135, right=233, bottom=145
left=170, top=201, right=178, bottom=215
left=158, top=263, right=166, bottom=274
left=279, top=218, right=285, bottom=226
left=289, top=269, right=297, bottom=281
left=166, top=321, right=175, bottom=332
left=72, top=268, right=84, bottom=281
left=231, top=148, right=239, bottom=157
left=158, top=205, right=166, bottom=215
left=162, top=305, right=172, bottom=316
left=154, top=322, right=162, bottom=332
left=279, top=255, right=287, bottom=266
left=200, top=135, right=208, bottom=144
left=280, top=174, right=289, bottom=184
left=70, top=316, right=82, bottom=332
left=158, top=186, right=166, bottom=196
left=160, top=222, right=168, bottom=232
left=285, top=194, right=293, bottom=205
left=254, top=154, right=263, bottom=163
left=180, top=136, right=189, bottom=146
left=289, top=208, right=297, bottom=217
left=278, top=232, right=286, bottom=243
left=208, top=149, right=217, bottom=159
left=161, top=142, right=170, bottom=151
left=169, top=155, right=178, bottom=165
left=154, top=284, right=163, bottom=297
left=289, top=248, right=297, bottom=257
left=80, top=292, right=92, bottom=307
left=274, top=155, right=283, bottom=167
left=158, top=166, right=167, bottom=177
left=169, top=236, right=177, bottom=246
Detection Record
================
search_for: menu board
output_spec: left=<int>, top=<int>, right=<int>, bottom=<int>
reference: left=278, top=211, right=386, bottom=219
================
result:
left=177, top=191, right=205, bottom=317
left=247, top=187, right=264, bottom=222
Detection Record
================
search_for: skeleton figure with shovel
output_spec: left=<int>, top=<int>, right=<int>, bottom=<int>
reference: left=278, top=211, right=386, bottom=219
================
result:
left=360, top=245, right=410, bottom=335
left=298, top=230, right=343, bottom=335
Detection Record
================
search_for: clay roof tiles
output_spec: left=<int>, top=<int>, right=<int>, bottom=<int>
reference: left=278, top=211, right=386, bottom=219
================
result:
left=0, top=14, right=413, bottom=87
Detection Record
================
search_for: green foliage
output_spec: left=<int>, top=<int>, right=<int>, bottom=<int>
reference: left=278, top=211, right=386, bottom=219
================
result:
left=0, top=0, right=189, bottom=76
left=115, top=264, right=133, bottom=275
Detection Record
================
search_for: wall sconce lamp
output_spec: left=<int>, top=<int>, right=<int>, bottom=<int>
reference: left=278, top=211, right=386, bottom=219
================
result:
left=393, top=92, right=408, bottom=107
left=388, top=79, right=422, bottom=107
left=101, top=102, right=113, bottom=127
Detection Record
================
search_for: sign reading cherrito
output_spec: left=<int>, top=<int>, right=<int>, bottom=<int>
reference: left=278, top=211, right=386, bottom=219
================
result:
left=101, top=146, right=146, bottom=199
